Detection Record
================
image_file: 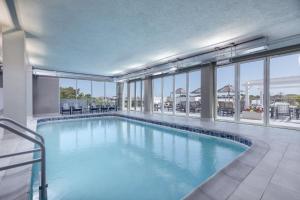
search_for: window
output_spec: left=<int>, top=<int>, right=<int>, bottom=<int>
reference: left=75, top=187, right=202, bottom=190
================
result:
left=91, top=81, right=105, bottom=105
left=105, top=82, right=116, bottom=106
left=163, top=76, right=174, bottom=114
left=153, top=78, right=162, bottom=113
left=175, top=73, right=187, bottom=115
left=239, top=60, right=264, bottom=123
left=269, top=53, right=300, bottom=128
left=216, top=65, right=235, bottom=120
left=136, top=81, right=142, bottom=111
left=189, top=70, right=201, bottom=117
left=77, top=80, right=92, bottom=109
left=59, top=78, right=76, bottom=106
left=130, top=82, right=135, bottom=111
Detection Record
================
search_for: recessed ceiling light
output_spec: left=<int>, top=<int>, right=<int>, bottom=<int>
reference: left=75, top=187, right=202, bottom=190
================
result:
left=127, top=63, right=144, bottom=69
left=112, top=70, right=122, bottom=74
left=169, top=67, right=177, bottom=72
left=152, top=72, right=162, bottom=76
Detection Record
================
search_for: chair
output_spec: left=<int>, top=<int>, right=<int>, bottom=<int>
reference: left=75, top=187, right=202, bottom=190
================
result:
left=72, top=103, right=83, bottom=114
left=89, top=103, right=100, bottom=113
left=109, top=105, right=117, bottom=111
left=217, top=101, right=225, bottom=115
left=101, top=105, right=109, bottom=112
left=189, top=101, right=197, bottom=113
left=154, top=104, right=161, bottom=112
left=270, top=106, right=275, bottom=119
left=61, top=103, right=71, bottom=115
left=165, top=102, right=173, bottom=111
left=176, top=101, right=186, bottom=112
left=275, top=103, right=291, bottom=120
left=218, top=101, right=234, bottom=116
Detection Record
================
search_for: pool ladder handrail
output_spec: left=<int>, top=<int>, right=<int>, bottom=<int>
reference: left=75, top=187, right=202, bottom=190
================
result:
left=0, top=117, right=47, bottom=200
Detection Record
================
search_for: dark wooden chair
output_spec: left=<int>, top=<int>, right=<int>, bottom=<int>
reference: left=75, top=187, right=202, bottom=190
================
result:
left=89, top=103, right=100, bottom=113
left=61, top=103, right=71, bottom=115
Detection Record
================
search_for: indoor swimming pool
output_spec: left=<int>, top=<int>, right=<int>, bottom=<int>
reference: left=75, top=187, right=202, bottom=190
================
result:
left=32, top=116, right=247, bottom=200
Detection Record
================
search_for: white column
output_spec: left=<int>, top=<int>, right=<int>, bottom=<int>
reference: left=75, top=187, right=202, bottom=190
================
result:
left=3, top=30, right=29, bottom=125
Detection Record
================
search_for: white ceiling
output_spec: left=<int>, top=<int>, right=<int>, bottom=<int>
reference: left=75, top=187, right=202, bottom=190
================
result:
left=1, top=0, right=300, bottom=76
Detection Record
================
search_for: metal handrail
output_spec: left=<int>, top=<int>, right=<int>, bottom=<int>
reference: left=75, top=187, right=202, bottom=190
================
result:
left=0, top=122, right=47, bottom=200
left=0, top=148, right=41, bottom=159
left=0, top=117, right=44, bottom=143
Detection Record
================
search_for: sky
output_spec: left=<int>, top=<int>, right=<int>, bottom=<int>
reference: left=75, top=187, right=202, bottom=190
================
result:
left=60, top=53, right=300, bottom=98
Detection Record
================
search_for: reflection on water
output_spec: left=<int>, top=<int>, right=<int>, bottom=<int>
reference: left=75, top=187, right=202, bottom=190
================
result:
left=33, top=117, right=245, bottom=200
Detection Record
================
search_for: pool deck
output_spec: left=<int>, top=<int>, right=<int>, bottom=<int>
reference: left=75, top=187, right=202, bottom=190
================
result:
left=0, top=111, right=300, bottom=200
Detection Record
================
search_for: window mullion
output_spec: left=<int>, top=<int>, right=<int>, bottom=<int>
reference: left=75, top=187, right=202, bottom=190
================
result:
left=264, top=57, right=270, bottom=125
left=235, top=63, right=240, bottom=121
left=186, top=72, right=190, bottom=117
left=134, top=81, right=136, bottom=111
left=172, top=75, right=175, bottom=115
left=161, top=77, right=164, bottom=114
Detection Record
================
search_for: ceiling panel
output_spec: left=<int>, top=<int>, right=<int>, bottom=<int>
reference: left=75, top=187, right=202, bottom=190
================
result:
left=6, top=0, right=300, bottom=75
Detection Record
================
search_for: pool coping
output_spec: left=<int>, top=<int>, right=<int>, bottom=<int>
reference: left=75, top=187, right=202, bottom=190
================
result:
left=36, top=112, right=270, bottom=200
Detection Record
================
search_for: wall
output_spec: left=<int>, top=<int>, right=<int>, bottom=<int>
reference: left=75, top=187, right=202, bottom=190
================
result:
left=143, top=77, right=153, bottom=113
left=0, top=72, right=3, bottom=114
left=201, top=64, right=215, bottom=119
left=33, top=76, right=60, bottom=115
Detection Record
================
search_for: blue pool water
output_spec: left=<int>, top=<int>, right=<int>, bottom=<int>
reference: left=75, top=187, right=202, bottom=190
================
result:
left=32, top=117, right=246, bottom=200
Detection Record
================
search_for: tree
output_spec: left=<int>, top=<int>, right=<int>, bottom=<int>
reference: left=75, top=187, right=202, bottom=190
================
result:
left=60, top=87, right=76, bottom=99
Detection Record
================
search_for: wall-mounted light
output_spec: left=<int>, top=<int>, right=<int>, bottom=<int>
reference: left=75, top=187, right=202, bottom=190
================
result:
left=168, top=67, right=177, bottom=72
left=239, top=45, right=268, bottom=55
left=152, top=72, right=163, bottom=76
left=33, top=69, right=57, bottom=76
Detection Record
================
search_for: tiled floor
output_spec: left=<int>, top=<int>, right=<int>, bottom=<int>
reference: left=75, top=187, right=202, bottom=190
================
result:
left=216, top=115, right=300, bottom=128
left=0, top=112, right=300, bottom=200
